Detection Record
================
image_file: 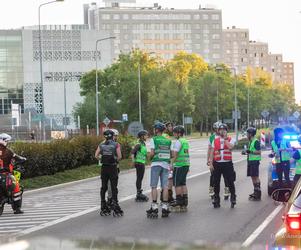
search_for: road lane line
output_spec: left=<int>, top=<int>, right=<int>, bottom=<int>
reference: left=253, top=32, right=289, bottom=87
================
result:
left=241, top=204, right=284, bottom=247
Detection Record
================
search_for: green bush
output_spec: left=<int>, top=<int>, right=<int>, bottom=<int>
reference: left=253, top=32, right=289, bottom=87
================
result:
left=10, top=135, right=136, bottom=179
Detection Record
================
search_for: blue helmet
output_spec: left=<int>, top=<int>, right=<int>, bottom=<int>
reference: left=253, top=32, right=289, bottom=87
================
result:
left=153, top=122, right=166, bottom=132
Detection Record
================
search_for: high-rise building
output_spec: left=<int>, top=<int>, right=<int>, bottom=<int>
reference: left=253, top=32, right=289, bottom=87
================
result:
left=248, top=41, right=269, bottom=72
left=222, top=26, right=249, bottom=74
left=282, top=62, right=294, bottom=85
left=268, top=53, right=283, bottom=83
left=85, top=2, right=223, bottom=63
left=0, top=25, right=113, bottom=129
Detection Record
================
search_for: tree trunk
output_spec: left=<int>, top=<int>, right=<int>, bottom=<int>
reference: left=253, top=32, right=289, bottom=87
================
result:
left=200, top=120, right=203, bottom=136
left=206, top=115, right=209, bottom=136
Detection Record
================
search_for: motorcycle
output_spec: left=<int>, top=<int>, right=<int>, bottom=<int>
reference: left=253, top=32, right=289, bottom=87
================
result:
left=0, top=157, right=26, bottom=216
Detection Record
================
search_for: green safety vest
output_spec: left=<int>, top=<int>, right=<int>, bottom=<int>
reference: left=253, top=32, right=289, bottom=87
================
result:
left=174, top=138, right=190, bottom=167
left=135, top=141, right=147, bottom=164
left=295, top=150, right=301, bottom=175
left=209, top=134, right=216, bottom=144
left=162, top=133, right=171, bottom=139
left=152, top=135, right=172, bottom=163
left=271, top=140, right=290, bottom=163
left=248, top=138, right=261, bottom=161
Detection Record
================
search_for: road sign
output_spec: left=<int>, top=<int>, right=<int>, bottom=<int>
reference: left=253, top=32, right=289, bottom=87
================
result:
left=232, top=111, right=241, bottom=119
left=128, top=121, right=143, bottom=137
left=184, top=117, right=193, bottom=124
left=32, top=114, right=43, bottom=122
left=261, top=110, right=269, bottom=118
left=122, top=114, right=128, bottom=122
left=293, top=111, right=300, bottom=119
left=103, top=117, right=111, bottom=126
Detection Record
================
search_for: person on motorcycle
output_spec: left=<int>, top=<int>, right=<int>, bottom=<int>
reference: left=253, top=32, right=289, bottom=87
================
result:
left=0, top=133, right=26, bottom=214
left=271, top=127, right=292, bottom=187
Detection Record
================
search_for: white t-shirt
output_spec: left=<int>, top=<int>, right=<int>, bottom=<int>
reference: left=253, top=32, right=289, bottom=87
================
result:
left=150, top=138, right=170, bottom=169
left=211, top=136, right=236, bottom=162
left=172, top=139, right=182, bottom=152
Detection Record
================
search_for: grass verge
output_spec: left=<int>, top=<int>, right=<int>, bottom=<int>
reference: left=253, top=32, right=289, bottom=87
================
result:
left=21, top=158, right=133, bottom=190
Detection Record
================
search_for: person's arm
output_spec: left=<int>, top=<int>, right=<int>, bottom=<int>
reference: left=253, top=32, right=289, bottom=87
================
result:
left=224, top=137, right=235, bottom=150
left=116, top=146, right=122, bottom=162
left=208, top=141, right=214, bottom=170
left=131, top=144, right=141, bottom=166
left=149, top=138, right=155, bottom=161
left=95, top=146, right=101, bottom=159
left=171, top=140, right=181, bottom=167
left=248, top=140, right=261, bottom=155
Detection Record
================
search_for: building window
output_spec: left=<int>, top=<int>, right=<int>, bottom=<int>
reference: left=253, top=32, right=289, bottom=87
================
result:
left=211, top=14, right=220, bottom=20
left=194, top=44, right=201, bottom=49
left=184, top=33, right=191, bottom=39
left=164, top=33, right=169, bottom=40
left=113, top=14, right=120, bottom=20
left=212, top=24, right=220, bottom=29
left=102, top=14, right=110, bottom=20
left=213, top=44, right=220, bottom=49
left=202, top=14, right=209, bottom=20
left=123, top=14, right=129, bottom=19
left=245, top=49, right=248, bottom=54
left=212, top=34, right=220, bottom=39
left=193, top=14, right=200, bottom=20
left=194, top=24, right=201, bottom=29
left=261, top=53, right=263, bottom=57
left=195, top=34, right=201, bottom=39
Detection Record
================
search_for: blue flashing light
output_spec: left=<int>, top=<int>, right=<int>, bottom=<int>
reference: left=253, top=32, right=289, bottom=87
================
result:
left=291, top=135, right=298, bottom=140
left=283, top=135, right=290, bottom=139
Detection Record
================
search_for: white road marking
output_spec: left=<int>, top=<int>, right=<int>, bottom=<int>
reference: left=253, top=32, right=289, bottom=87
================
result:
left=241, top=204, right=284, bottom=247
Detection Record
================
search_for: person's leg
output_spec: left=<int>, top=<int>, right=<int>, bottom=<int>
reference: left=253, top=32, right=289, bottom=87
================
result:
left=222, top=162, right=236, bottom=205
left=150, top=166, right=160, bottom=202
left=283, top=161, right=291, bottom=187
left=276, top=163, right=283, bottom=187
left=100, top=167, right=110, bottom=214
left=109, top=165, right=123, bottom=216
left=160, top=167, right=170, bottom=217
left=11, top=181, right=23, bottom=214
left=212, top=162, right=222, bottom=207
left=135, top=164, right=145, bottom=191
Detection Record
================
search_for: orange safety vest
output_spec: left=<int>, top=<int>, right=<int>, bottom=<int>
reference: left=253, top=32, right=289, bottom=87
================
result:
left=213, top=137, right=232, bottom=162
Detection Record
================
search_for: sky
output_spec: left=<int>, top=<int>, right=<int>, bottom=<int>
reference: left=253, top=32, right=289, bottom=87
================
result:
left=1, top=0, right=300, bottom=103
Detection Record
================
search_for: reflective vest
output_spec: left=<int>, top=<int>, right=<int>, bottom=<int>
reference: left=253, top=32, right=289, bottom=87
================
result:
left=248, top=138, right=261, bottom=161
left=209, top=134, right=216, bottom=145
left=271, top=140, right=290, bottom=163
left=162, top=133, right=171, bottom=139
left=295, top=150, right=301, bottom=175
left=135, top=141, right=147, bottom=164
left=152, top=135, right=172, bottom=163
left=213, top=137, right=232, bottom=162
left=174, top=138, right=190, bottom=167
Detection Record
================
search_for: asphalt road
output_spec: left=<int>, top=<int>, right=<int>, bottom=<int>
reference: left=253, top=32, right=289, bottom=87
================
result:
left=0, top=138, right=284, bottom=248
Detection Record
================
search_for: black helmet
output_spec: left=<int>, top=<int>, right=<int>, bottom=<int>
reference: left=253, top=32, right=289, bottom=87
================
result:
left=103, top=129, right=114, bottom=139
left=246, top=127, right=257, bottom=136
left=218, top=123, right=228, bottom=131
left=138, top=130, right=148, bottom=138
left=173, top=125, right=185, bottom=135
left=153, top=122, right=166, bottom=132
left=164, top=121, right=173, bottom=127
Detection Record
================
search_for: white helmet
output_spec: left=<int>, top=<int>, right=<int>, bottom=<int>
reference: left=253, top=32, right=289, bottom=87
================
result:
left=213, top=122, right=221, bottom=130
left=111, top=129, right=119, bottom=136
left=0, top=133, right=12, bottom=146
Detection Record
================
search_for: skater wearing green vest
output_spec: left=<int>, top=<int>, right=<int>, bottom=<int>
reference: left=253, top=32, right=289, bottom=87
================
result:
left=171, top=125, right=190, bottom=212
left=271, top=127, right=292, bottom=187
left=244, top=127, right=262, bottom=201
left=147, top=122, right=172, bottom=218
left=131, top=130, right=149, bottom=202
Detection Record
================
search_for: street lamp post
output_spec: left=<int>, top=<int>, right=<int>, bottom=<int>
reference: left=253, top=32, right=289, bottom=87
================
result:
left=231, top=67, right=239, bottom=144
left=95, top=36, right=115, bottom=136
left=63, top=77, right=67, bottom=138
left=215, top=66, right=223, bottom=122
left=38, top=0, right=64, bottom=141
left=247, top=86, right=250, bottom=127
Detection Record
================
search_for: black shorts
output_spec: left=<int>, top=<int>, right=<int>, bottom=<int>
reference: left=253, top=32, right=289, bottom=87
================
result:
left=173, top=166, right=189, bottom=187
left=247, top=161, right=260, bottom=177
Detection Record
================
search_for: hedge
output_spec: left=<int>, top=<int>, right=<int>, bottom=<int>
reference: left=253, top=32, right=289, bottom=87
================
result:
left=10, top=135, right=136, bottom=179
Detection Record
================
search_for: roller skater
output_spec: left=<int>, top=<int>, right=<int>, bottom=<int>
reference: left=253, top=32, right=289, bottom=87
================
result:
left=207, top=122, right=230, bottom=200
left=146, top=202, right=159, bottom=219
left=171, top=125, right=190, bottom=213
left=242, top=127, right=262, bottom=201
left=95, top=130, right=123, bottom=217
left=209, top=124, right=236, bottom=208
left=131, top=130, right=149, bottom=202
left=147, top=122, right=171, bottom=218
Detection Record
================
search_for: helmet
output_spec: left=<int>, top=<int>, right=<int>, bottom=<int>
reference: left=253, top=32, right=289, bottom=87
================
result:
left=153, top=122, right=166, bottom=132
left=213, top=122, right=220, bottom=130
left=103, top=129, right=114, bottom=139
left=173, top=125, right=185, bottom=135
left=246, top=127, right=257, bottom=136
left=111, top=129, right=119, bottom=136
left=0, top=133, right=12, bottom=146
left=218, top=123, right=228, bottom=131
left=137, top=130, right=148, bottom=138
